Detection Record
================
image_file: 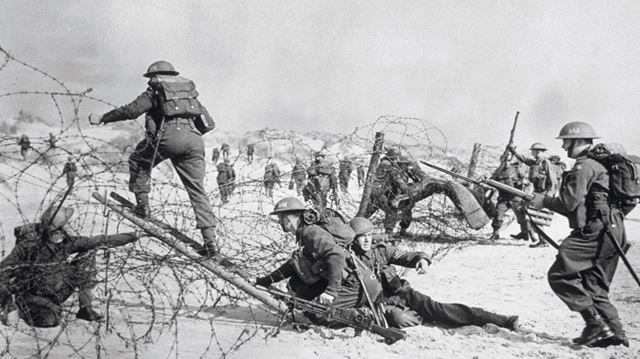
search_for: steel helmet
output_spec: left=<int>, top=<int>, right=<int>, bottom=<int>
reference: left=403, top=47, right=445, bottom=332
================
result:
left=270, top=197, right=306, bottom=215
left=556, top=121, right=599, bottom=139
left=529, top=142, right=547, bottom=151
left=349, top=217, right=374, bottom=236
left=143, top=60, right=179, bottom=78
left=41, top=205, right=75, bottom=232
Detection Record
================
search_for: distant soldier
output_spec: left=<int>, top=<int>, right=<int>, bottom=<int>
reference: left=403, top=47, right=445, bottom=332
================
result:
left=509, top=142, right=558, bottom=247
left=18, top=134, right=30, bottom=160
left=290, top=158, right=307, bottom=196
left=361, top=149, right=414, bottom=235
left=548, top=155, right=567, bottom=188
left=338, top=158, right=353, bottom=192
left=211, top=147, right=220, bottom=164
left=221, top=143, right=230, bottom=161
left=527, top=122, right=632, bottom=348
left=263, top=161, right=281, bottom=198
left=62, top=156, right=78, bottom=188
left=356, top=162, right=366, bottom=188
left=304, top=151, right=338, bottom=208
left=0, top=200, right=139, bottom=327
left=489, top=161, right=529, bottom=241
left=247, top=143, right=255, bottom=163
left=48, top=133, right=57, bottom=148
left=216, top=158, right=234, bottom=204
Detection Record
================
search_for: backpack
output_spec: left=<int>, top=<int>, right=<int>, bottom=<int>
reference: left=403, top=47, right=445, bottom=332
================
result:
left=589, top=143, right=640, bottom=203
left=302, top=208, right=355, bottom=248
left=152, top=75, right=215, bottom=134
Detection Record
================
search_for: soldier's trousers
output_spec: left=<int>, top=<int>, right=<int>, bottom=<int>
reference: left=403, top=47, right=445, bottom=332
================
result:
left=547, top=211, right=626, bottom=335
left=385, top=286, right=514, bottom=329
left=362, top=198, right=413, bottom=233
left=294, top=179, right=305, bottom=196
left=66, top=172, right=76, bottom=188
left=264, top=181, right=275, bottom=198
left=128, top=119, right=216, bottom=229
left=16, top=251, right=97, bottom=328
left=492, top=198, right=528, bottom=234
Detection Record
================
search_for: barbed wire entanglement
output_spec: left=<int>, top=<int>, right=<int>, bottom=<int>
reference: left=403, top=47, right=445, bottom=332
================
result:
left=0, top=45, right=501, bottom=357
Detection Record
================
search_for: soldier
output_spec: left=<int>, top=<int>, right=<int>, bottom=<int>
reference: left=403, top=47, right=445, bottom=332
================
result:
left=247, top=143, right=254, bottom=163
left=48, top=132, right=57, bottom=148
left=18, top=134, right=30, bottom=160
left=527, top=121, right=630, bottom=347
left=0, top=201, right=139, bottom=327
left=489, top=161, right=530, bottom=241
left=361, top=149, right=414, bottom=235
left=211, top=147, right=220, bottom=164
left=62, top=156, right=77, bottom=188
left=548, top=155, right=567, bottom=188
left=263, top=160, right=281, bottom=198
left=509, top=142, right=558, bottom=247
left=216, top=158, right=234, bottom=204
left=290, top=158, right=307, bottom=196
left=89, top=60, right=218, bottom=256
left=221, top=143, right=230, bottom=161
left=255, top=197, right=347, bottom=305
left=348, top=217, right=521, bottom=330
left=338, top=157, right=353, bottom=193
left=356, top=162, right=366, bottom=188
left=304, top=151, right=338, bottom=208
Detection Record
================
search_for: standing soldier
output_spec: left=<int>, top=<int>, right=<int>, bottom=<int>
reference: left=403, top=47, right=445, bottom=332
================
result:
left=338, top=157, right=353, bottom=193
left=0, top=200, right=139, bottom=327
left=528, top=122, right=630, bottom=348
left=62, top=156, right=78, bottom=188
left=509, top=142, right=558, bottom=247
left=263, top=160, right=281, bottom=198
left=211, top=147, right=220, bottom=164
left=357, top=162, right=366, bottom=188
left=216, top=158, right=234, bottom=204
left=247, top=143, right=255, bottom=163
left=290, top=158, right=307, bottom=196
left=48, top=133, right=57, bottom=148
left=488, top=161, right=529, bottom=241
left=18, top=134, right=30, bottom=160
left=221, top=143, right=230, bottom=161
left=304, top=151, right=338, bottom=208
left=89, top=60, right=218, bottom=256
left=548, top=154, right=567, bottom=188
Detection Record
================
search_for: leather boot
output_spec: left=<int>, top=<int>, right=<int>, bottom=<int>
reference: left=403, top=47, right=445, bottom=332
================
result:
left=76, top=307, right=104, bottom=322
left=572, top=307, right=614, bottom=346
left=591, top=317, right=630, bottom=348
left=134, top=193, right=150, bottom=218
left=197, top=227, right=217, bottom=257
left=510, top=232, right=527, bottom=240
left=473, top=307, right=519, bottom=331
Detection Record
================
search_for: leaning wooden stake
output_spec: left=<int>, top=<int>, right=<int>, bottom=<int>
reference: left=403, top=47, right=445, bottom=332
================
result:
left=92, top=192, right=290, bottom=316
left=466, top=143, right=482, bottom=179
left=357, top=132, right=385, bottom=217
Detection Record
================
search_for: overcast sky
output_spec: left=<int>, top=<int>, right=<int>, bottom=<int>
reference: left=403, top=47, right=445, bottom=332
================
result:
left=1, top=0, right=639, bottom=154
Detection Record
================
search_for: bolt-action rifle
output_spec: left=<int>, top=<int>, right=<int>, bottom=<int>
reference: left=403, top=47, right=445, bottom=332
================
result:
left=491, top=111, right=520, bottom=180
left=261, top=287, right=406, bottom=344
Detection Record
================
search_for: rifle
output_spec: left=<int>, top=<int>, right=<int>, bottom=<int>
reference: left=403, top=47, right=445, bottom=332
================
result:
left=262, top=287, right=406, bottom=344
left=491, top=111, right=519, bottom=180
left=420, top=160, right=534, bottom=201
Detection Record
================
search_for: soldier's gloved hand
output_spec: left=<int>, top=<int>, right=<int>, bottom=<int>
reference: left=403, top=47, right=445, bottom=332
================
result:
left=527, top=193, right=545, bottom=210
left=255, top=275, right=273, bottom=288
left=88, top=114, right=103, bottom=125
left=415, top=258, right=430, bottom=274
left=318, top=292, right=335, bottom=305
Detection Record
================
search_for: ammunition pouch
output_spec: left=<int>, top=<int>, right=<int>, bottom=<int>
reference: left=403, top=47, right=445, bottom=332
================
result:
left=290, top=249, right=322, bottom=285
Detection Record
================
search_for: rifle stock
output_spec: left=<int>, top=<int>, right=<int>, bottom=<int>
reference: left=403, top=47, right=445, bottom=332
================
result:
left=264, top=287, right=406, bottom=344
left=491, top=111, right=519, bottom=179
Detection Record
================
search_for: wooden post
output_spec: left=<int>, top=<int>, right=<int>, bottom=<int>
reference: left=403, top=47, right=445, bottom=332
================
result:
left=466, top=143, right=482, bottom=178
left=356, top=132, right=384, bottom=217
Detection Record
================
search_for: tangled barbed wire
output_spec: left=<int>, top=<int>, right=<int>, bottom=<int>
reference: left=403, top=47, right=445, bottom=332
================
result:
left=0, top=44, right=504, bottom=358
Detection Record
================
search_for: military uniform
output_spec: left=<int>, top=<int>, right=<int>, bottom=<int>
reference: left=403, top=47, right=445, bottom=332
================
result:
left=290, top=161, right=307, bottom=196
left=361, top=156, right=413, bottom=234
left=62, top=159, right=77, bottom=188
left=0, top=223, right=137, bottom=327
left=221, top=143, right=230, bottom=160
left=18, top=135, right=30, bottom=160
left=338, top=159, right=353, bottom=192
left=216, top=161, right=235, bottom=204
left=48, top=133, right=57, bottom=148
left=541, top=147, right=628, bottom=341
left=513, top=153, right=558, bottom=197
left=211, top=148, right=220, bottom=164
left=304, top=156, right=337, bottom=208
left=263, top=162, right=281, bottom=198
left=490, top=162, right=530, bottom=239
left=247, top=144, right=254, bottom=163
left=352, top=236, right=518, bottom=329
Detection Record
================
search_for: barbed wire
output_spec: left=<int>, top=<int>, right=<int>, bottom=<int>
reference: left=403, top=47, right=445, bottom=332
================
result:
left=0, top=44, right=506, bottom=358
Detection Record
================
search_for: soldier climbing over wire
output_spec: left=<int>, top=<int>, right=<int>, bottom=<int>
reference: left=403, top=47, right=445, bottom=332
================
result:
left=89, top=60, right=218, bottom=256
left=0, top=198, right=140, bottom=327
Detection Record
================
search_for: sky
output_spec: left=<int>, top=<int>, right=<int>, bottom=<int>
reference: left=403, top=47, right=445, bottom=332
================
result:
left=1, top=0, right=640, bottom=154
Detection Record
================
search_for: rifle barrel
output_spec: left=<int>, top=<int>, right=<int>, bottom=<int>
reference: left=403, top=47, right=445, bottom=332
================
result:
left=419, top=161, right=484, bottom=187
